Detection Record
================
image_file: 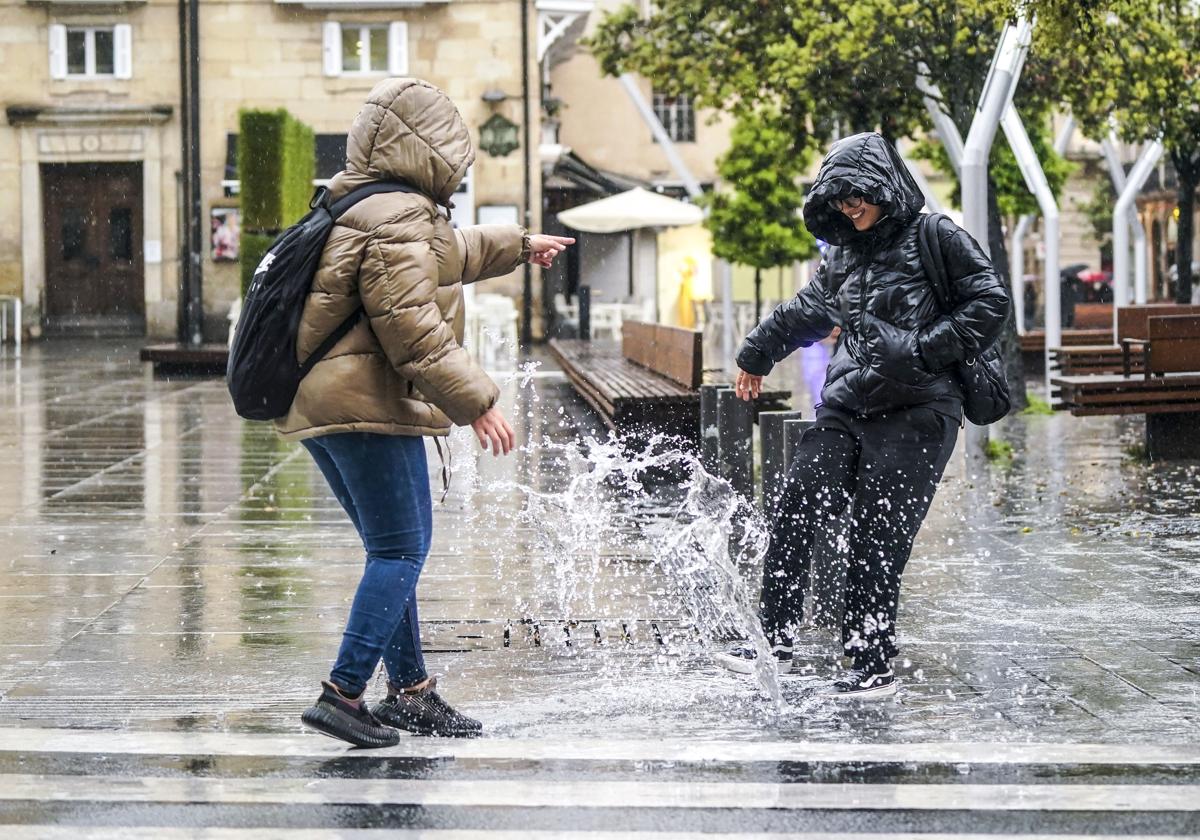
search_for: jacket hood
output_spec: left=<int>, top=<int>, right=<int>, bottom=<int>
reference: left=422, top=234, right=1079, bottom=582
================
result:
left=802, top=132, right=925, bottom=248
left=332, top=78, right=474, bottom=206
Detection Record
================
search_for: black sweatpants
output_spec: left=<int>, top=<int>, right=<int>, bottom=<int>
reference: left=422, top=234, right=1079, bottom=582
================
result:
left=759, top=404, right=958, bottom=668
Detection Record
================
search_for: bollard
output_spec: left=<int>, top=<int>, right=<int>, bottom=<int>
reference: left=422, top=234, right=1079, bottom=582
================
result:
left=759, top=410, right=804, bottom=511
left=698, top=384, right=725, bottom=474
left=717, top=388, right=755, bottom=498
left=578, top=285, right=591, bottom=341
left=780, top=418, right=846, bottom=632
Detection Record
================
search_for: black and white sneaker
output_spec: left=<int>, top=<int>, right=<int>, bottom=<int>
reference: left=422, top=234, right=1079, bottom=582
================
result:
left=714, top=642, right=793, bottom=675
left=371, top=677, right=483, bottom=738
left=823, top=665, right=897, bottom=700
left=300, top=681, right=400, bottom=748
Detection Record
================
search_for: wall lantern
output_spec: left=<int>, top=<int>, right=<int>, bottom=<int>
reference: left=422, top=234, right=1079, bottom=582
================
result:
left=479, top=113, right=520, bottom=157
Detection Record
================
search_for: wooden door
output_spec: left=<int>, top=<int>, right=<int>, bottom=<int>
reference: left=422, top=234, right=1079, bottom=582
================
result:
left=41, top=162, right=144, bottom=334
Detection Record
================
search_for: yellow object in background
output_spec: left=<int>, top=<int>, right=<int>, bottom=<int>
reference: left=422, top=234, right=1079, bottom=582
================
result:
left=677, top=256, right=697, bottom=328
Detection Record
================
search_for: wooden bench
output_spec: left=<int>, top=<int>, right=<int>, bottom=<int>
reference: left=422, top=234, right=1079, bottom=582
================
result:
left=1047, top=304, right=1200, bottom=376
left=549, top=320, right=789, bottom=441
left=1053, top=314, right=1200, bottom=459
left=140, top=343, right=229, bottom=376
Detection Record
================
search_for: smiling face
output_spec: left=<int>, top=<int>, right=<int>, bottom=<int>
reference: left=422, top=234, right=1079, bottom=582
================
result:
left=829, top=195, right=884, bottom=231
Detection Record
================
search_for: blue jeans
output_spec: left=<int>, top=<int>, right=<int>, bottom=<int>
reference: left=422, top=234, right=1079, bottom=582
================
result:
left=302, top=432, right=431, bottom=697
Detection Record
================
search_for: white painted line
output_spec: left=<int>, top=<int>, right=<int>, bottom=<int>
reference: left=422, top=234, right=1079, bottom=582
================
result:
left=13, top=831, right=1198, bottom=840
left=0, top=728, right=1198, bottom=766
left=1, top=775, right=1197, bottom=812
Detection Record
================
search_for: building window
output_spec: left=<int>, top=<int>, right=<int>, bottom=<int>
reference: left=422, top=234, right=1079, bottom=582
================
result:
left=49, top=24, right=131, bottom=80
left=652, top=91, right=695, bottom=143
left=322, top=21, right=407, bottom=78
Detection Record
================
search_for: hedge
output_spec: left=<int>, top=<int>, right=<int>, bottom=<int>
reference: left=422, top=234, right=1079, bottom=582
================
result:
left=237, top=108, right=315, bottom=294
left=239, top=232, right=275, bottom=296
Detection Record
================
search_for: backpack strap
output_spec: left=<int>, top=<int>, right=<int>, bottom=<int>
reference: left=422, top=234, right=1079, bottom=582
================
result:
left=329, top=181, right=427, bottom=220
left=916, top=212, right=953, bottom=313
left=299, top=307, right=364, bottom=379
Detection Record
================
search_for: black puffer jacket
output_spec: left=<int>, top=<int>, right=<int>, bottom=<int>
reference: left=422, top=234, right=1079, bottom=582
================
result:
left=737, top=132, right=1011, bottom=418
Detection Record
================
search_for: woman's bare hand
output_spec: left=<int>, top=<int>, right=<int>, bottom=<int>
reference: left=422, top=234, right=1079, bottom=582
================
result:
left=734, top=368, right=763, bottom=402
left=470, top=406, right=516, bottom=457
left=527, top=234, right=575, bottom=269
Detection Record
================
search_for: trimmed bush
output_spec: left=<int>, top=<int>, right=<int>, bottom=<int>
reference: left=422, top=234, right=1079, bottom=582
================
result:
left=237, top=108, right=315, bottom=294
left=239, top=232, right=274, bottom=295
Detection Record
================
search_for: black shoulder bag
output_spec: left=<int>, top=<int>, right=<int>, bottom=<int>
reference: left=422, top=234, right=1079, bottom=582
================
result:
left=916, top=213, right=1012, bottom=426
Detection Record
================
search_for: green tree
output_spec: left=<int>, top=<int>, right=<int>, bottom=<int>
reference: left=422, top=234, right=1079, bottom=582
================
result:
left=704, top=109, right=817, bottom=320
left=1038, top=0, right=1200, bottom=302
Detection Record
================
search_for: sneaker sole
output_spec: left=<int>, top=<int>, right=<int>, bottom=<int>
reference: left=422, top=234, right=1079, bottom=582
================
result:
left=821, top=681, right=899, bottom=701
left=714, top=653, right=793, bottom=675
left=300, top=705, right=400, bottom=749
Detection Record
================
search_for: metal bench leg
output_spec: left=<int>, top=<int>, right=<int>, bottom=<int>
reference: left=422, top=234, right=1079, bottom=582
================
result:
left=1146, top=412, right=1200, bottom=460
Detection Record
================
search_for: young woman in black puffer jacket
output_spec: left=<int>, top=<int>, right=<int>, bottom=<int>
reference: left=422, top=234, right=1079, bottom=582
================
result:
left=715, top=132, right=1011, bottom=699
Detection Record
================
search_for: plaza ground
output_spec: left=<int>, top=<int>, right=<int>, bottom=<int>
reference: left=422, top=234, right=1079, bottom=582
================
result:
left=0, top=339, right=1197, bottom=835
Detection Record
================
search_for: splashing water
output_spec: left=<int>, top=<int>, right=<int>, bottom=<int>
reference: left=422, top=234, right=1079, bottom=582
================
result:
left=466, top=366, right=786, bottom=711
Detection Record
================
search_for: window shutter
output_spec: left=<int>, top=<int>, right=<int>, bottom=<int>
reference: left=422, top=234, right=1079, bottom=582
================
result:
left=322, top=22, right=342, bottom=77
left=48, top=24, right=67, bottom=79
left=387, top=22, right=407, bottom=76
left=114, top=24, right=132, bottom=79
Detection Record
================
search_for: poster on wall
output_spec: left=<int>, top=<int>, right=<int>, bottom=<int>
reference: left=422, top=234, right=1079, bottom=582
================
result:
left=210, top=207, right=240, bottom=262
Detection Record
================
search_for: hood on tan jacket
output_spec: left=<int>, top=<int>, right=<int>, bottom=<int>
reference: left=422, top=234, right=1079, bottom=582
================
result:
left=331, top=77, right=475, bottom=206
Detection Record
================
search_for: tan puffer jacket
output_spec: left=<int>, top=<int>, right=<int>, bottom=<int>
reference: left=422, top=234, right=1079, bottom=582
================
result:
left=277, top=78, right=526, bottom=441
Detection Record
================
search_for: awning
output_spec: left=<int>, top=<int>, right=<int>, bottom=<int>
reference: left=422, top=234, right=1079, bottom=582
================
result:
left=556, top=187, right=704, bottom=233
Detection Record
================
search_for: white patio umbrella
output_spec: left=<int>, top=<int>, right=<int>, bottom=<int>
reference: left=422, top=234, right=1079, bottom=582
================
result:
left=556, top=187, right=702, bottom=233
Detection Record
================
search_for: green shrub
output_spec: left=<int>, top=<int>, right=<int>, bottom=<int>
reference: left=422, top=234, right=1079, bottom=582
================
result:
left=237, top=109, right=315, bottom=296
left=1020, top=393, right=1056, bottom=416
left=985, top=438, right=1014, bottom=463
left=240, top=232, right=274, bottom=296
left=237, top=109, right=315, bottom=231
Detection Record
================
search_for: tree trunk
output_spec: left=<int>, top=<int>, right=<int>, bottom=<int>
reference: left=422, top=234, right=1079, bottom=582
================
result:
left=754, top=267, right=762, bottom=323
left=1173, top=153, right=1197, bottom=304
left=986, top=179, right=1028, bottom=409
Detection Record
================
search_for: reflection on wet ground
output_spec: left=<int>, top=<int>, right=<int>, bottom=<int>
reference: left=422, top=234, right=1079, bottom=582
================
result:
left=0, top=339, right=1198, bottom=745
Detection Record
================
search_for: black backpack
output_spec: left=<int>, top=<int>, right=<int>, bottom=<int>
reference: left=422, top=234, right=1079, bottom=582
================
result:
left=227, top=181, right=421, bottom=421
left=916, top=212, right=1012, bottom=425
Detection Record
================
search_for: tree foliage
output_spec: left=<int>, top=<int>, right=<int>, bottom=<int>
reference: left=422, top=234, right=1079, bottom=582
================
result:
left=1036, top=0, right=1200, bottom=300
left=702, top=109, right=816, bottom=273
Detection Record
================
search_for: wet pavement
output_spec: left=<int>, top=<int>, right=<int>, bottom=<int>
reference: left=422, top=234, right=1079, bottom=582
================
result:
left=1, top=338, right=1199, bottom=836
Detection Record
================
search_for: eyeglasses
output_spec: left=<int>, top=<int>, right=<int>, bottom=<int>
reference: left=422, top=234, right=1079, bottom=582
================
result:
left=827, top=195, right=865, bottom=212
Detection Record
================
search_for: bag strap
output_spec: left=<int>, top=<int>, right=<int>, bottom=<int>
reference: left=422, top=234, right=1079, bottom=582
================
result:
left=328, top=181, right=426, bottom=219
left=916, top=212, right=952, bottom=313
left=299, top=308, right=363, bottom=379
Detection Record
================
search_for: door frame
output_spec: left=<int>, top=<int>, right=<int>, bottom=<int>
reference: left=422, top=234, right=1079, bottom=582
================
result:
left=8, top=105, right=171, bottom=335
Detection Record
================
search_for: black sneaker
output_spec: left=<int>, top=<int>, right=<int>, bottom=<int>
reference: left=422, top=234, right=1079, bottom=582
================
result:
left=371, top=677, right=483, bottom=738
left=301, top=681, right=400, bottom=748
left=823, top=664, right=897, bottom=700
left=714, top=642, right=793, bottom=675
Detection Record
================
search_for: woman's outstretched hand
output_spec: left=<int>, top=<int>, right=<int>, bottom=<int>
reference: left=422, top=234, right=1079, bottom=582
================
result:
left=734, top=368, right=763, bottom=402
left=527, top=234, right=575, bottom=269
left=470, top=405, right=516, bottom=457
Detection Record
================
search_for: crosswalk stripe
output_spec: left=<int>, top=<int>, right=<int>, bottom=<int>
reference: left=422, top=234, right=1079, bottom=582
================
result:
left=1, top=775, right=1196, bottom=811
left=11, top=831, right=1196, bottom=840
left=1, top=727, right=1197, bottom=766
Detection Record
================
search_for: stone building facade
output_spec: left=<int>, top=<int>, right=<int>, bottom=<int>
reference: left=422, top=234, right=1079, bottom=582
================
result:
left=1, top=0, right=546, bottom=340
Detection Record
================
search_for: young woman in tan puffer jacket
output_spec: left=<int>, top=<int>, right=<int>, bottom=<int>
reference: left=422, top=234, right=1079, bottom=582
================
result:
left=290, top=78, right=573, bottom=747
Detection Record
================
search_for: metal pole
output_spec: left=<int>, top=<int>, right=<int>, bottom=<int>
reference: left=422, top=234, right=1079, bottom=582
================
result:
left=1102, top=133, right=1151, bottom=307
left=718, top=259, right=735, bottom=377
left=916, top=65, right=964, bottom=177
left=1010, top=116, right=1074, bottom=339
left=186, top=0, right=202, bottom=346
left=520, top=0, right=533, bottom=347
left=961, top=20, right=1030, bottom=463
left=717, top=388, right=754, bottom=498
left=1112, top=140, right=1164, bottom=326
left=1000, top=106, right=1058, bottom=392
left=617, top=74, right=702, bottom=199
left=759, top=410, right=803, bottom=510
left=177, top=0, right=191, bottom=346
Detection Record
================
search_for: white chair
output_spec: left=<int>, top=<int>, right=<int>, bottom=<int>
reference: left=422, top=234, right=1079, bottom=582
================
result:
left=590, top=303, right=622, bottom=342
left=0, top=296, right=21, bottom=350
left=475, top=293, right=519, bottom=370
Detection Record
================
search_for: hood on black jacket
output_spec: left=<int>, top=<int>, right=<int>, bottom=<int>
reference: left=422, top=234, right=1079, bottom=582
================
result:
left=802, top=132, right=925, bottom=248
